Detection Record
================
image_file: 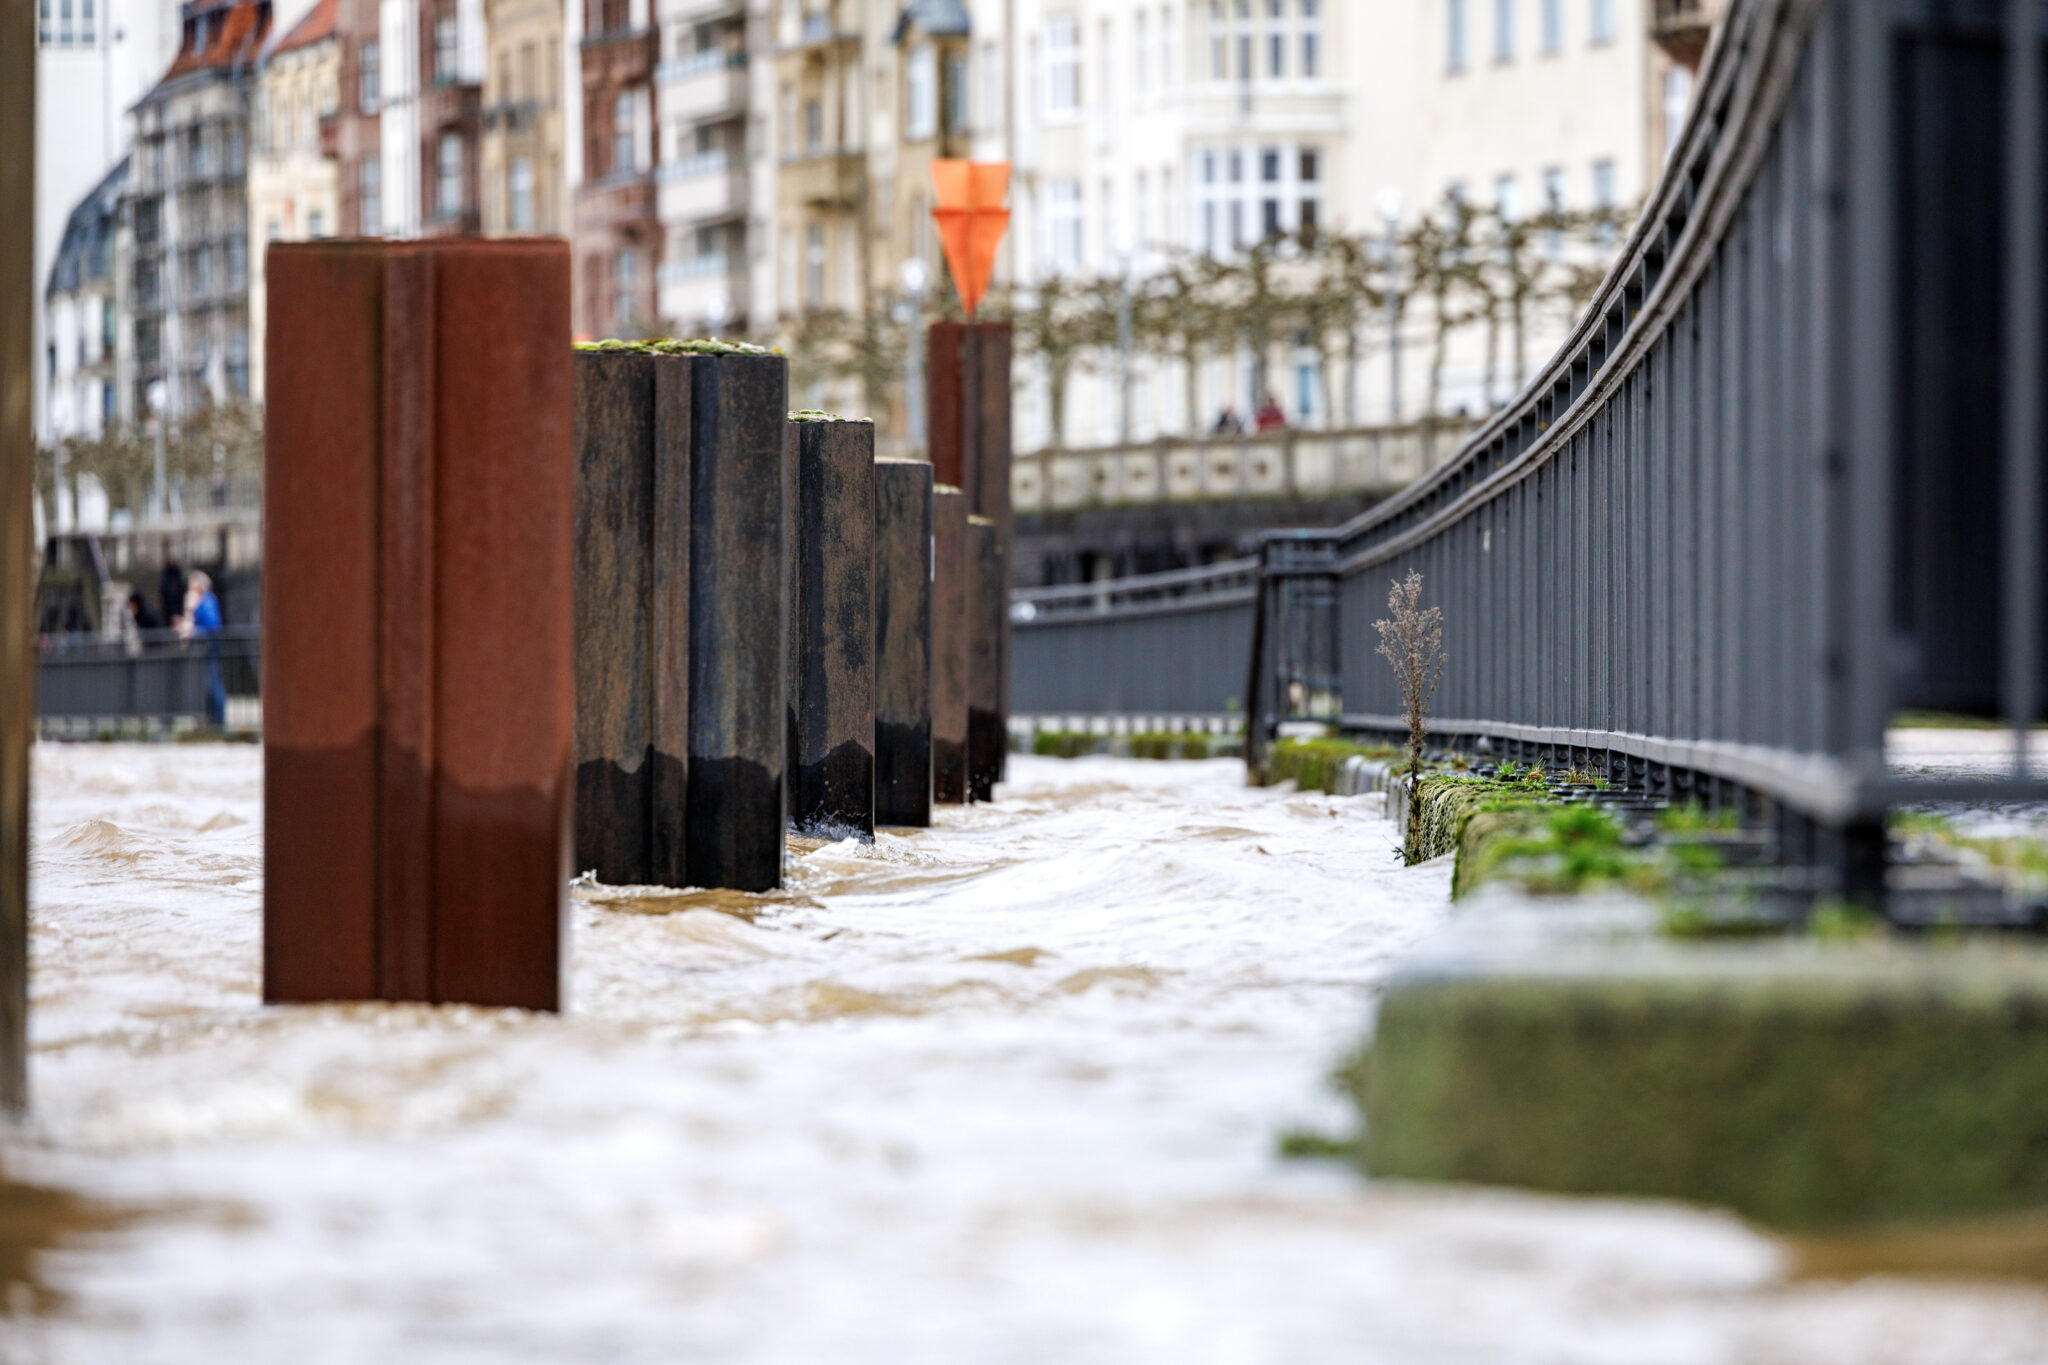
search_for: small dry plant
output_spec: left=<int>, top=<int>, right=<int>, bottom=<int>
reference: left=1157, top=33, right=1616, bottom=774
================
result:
left=1374, top=570, right=1446, bottom=861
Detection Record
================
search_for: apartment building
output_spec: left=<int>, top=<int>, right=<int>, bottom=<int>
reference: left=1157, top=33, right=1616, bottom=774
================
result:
left=125, top=0, right=271, bottom=421
left=653, top=0, right=751, bottom=335
left=44, top=159, right=130, bottom=457
left=248, top=0, right=342, bottom=397
left=573, top=0, right=659, bottom=336
left=481, top=0, right=568, bottom=233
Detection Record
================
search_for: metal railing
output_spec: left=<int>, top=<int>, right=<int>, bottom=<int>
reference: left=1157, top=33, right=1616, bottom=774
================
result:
left=1010, top=0, right=2048, bottom=896
left=36, top=627, right=261, bottom=730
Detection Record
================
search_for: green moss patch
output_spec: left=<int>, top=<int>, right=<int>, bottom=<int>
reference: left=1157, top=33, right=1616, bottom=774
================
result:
left=1262, top=737, right=1399, bottom=793
left=1026, top=729, right=1219, bottom=760
left=1356, top=944, right=2048, bottom=1230
left=789, top=409, right=872, bottom=423
left=574, top=337, right=781, bottom=356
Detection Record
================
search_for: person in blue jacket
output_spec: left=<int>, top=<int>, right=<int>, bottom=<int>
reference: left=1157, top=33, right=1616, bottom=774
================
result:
left=178, top=571, right=226, bottom=727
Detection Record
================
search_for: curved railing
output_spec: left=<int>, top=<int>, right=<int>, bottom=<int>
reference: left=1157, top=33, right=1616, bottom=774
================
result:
left=1013, top=0, right=2048, bottom=888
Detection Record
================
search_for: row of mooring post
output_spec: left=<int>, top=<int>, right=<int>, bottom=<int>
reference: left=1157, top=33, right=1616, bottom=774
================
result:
left=258, top=238, right=1011, bottom=1015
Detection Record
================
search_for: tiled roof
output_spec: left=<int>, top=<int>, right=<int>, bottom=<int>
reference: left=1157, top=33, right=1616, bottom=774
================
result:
left=160, top=0, right=271, bottom=83
left=271, top=0, right=336, bottom=56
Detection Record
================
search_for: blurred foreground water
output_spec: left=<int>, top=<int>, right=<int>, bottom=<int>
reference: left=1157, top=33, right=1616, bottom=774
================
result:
left=4, top=746, right=2047, bottom=1363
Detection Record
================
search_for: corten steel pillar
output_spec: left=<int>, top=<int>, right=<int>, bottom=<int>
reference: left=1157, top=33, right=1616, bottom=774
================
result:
left=874, top=457, right=934, bottom=827
left=686, top=351, right=790, bottom=891
left=932, top=485, right=970, bottom=803
left=572, top=349, right=690, bottom=886
left=0, top=0, right=34, bottom=1111
left=787, top=416, right=877, bottom=838
left=967, top=516, right=1006, bottom=803
left=928, top=320, right=1013, bottom=782
left=264, top=240, right=574, bottom=1010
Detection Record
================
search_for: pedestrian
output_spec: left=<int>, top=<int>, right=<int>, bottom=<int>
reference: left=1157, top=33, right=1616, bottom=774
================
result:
left=1254, top=393, right=1288, bottom=432
left=177, top=570, right=227, bottom=727
left=1213, top=405, right=1244, bottom=435
left=126, top=591, right=163, bottom=633
left=159, top=560, right=186, bottom=628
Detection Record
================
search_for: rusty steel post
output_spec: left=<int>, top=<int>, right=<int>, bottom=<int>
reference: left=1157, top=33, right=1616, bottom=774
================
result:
left=932, top=485, right=969, bottom=803
left=264, top=240, right=574, bottom=1011
left=573, top=350, right=691, bottom=886
left=685, top=353, right=790, bottom=891
left=788, top=417, right=877, bottom=838
left=874, top=457, right=934, bottom=827
left=0, top=0, right=33, bottom=1110
left=967, top=516, right=1006, bottom=802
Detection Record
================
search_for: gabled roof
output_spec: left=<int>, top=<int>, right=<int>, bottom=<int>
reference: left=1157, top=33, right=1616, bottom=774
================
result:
left=893, top=0, right=969, bottom=42
left=158, top=0, right=271, bottom=86
left=270, top=0, right=335, bottom=56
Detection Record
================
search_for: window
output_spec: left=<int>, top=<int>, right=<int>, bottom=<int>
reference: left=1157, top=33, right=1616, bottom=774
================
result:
left=1589, top=0, right=1612, bottom=44
left=57, top=0, right=70, bottom=46
left=613, top=92, right=635, bottom=172
left=1541, top=165, right=1565, bottom=254
left=1590, top=157, right=1615, bottom=209
left=509, top=156, right=535, bottom=231
left=1235, top=0, right=1251, bottom=80
left=978, top=40, right=1002, bottom=130
left=434, top=14, right=457, bottom=82
left=944, top=52, right=967, bottom=134
left=1300, top=0, right=1319, bottom=77
left=1495, top=173, right=1519, bottom=222
left=1136, top=12, right=1148, bottom=93
left=1161, top=5, right=1175, bottom=89
left=1135, top=170, right=1150, bottom=246
left=1266, top=0, right=1283, bottom=77
left=804, top=222, right=824, bottom=305
left=1047, top=178, right=1082, bottom=271
left=37, top=0, right=47, bottom=44
left=1494, top=0, right=1514, bottom=62
left=1045, top=15, right=1079, bottom=114
left=1199, top=151, right=1217, bottom=252
left=360, top=40, right=380, bottom=113
left=1663, top=65, right=1694, bottom=159
left=225, top=234, right=246, bottom=288
left=803, top=98, right=822, bottom=151
left=1208, top=1, right=1225, bottom=78
left=520, top=42, right=536, bottom=101
left=437, top=132, right=462, bottom=219
left=907, top=44, right=937, bottom=140
left=1100, top=177, right=1114, bottom=261
left=1299, top=147, right=1320, bottom=233
left=1541, top=0, right=1561, bottom=53
left=614, top=249, right=638, bottom=329
left=79, top=0, right=93, bottom=45
left=1447, top=0, right=1467, bottom=71
left=359, top=155, right=381, bottom=234
left=309, top=209, right=327, bottom=238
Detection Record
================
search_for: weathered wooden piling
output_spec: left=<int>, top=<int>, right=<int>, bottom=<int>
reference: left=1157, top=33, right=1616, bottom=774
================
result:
left=686, top=347, right=791, bottom=892
left=932, top=485, right=970, bottom=804
left=874, top=458, right=935, bottom=826
left=967, top=515, right=1006, bottom=803
left=263, top=240, right=573, bottom=1010
left=787, top=415, right=877, bottom=838
left=0, top=8, right=32, bottom=1110
left=573, top=349, right=690, bottom=886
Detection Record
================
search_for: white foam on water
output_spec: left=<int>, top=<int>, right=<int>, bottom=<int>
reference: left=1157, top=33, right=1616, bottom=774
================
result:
left=7, top=744, right=2048, bottom=1363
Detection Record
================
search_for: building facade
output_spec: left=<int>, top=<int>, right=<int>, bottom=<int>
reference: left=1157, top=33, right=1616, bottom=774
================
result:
left=125, top=0, right=271, bottom=422
left=248, top=0, right=342, bottom=398
left=653, top=0, right=751, bottom=335
left=481, top=0, right=568, bottom=233
left=44, top=159, right=130, bottom=454
left=573, top=0, right=659, bottom=337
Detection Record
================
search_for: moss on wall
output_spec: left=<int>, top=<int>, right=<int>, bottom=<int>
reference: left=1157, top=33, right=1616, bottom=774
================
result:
left=574, top=337, right=781, bottom=356
left=1355, top=948, right=2048, bottom=1230
left=1262, top=737, right=1400, bottom=793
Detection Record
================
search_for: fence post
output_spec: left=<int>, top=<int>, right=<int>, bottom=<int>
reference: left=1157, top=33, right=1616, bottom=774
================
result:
left=968, top=516, right=1006, bottom=801
left=263, top=240, right=573, bottom=1010
left=874, top=457, right=935, bottom=826
left=787, top=415, right=877, bottom=838
left=0, top=0, right=30, bottom=1110
left=573, top=349, right=690, bottom=886
left=686, top=351, right=792, bottom=891
left=933, top=485, right=969, bottom=803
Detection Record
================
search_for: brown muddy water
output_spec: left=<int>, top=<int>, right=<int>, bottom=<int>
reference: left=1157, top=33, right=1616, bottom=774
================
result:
left=5, top=744, right=2048, bottom=1363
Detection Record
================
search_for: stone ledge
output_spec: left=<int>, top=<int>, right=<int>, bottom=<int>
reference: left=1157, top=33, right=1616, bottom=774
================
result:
left=1355, top=918, right=2048, bottom=1231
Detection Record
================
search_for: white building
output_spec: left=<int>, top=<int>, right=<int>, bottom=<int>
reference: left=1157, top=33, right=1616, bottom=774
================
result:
left=994, top=0, right=1665, bottom=449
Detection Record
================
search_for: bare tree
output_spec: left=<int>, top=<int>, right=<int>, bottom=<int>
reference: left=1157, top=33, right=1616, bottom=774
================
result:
left=1374, top=570, right=1446, bottom=861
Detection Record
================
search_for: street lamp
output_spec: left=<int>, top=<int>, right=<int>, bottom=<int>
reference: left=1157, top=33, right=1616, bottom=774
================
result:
left=147, top=378, right=168, bottom=522
left=900, top=257, right=930, bottom=453
left=1377, top=187, right=1404, bottom=425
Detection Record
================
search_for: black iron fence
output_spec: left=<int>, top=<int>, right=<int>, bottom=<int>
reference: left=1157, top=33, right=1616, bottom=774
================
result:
left=1011, top=0, right=2048, bottom=893
left=36, top=627, right=261, bottom=730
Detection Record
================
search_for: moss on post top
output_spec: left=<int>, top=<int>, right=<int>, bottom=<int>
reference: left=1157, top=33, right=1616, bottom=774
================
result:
left=967, top=514, right=995, bottom=527
left=573, top=337, right=782, bottom=356
left=788, top=410, right=873, bottom=423
left=935, top=482, right=963, bottom=494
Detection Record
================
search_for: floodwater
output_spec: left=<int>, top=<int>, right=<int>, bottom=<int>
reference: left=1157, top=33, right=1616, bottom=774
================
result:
left=6, top=745, right=2048, bottom=1363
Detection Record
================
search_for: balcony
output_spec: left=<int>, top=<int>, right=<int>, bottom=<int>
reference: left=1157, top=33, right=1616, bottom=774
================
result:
left=780, top=147, right=862, bottom=208
left=658, top=253, right=746, bottom=331
left=576, top=168, right=658, bottom=237
left=658, top=150, right=745, bottom=223
left=657, top=48, right=747, bottom=123
left=1650, top=0, right=1713, bottom=70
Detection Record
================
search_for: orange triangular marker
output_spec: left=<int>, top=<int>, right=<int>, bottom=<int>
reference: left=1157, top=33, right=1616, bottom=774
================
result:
left=932, top=160, right=1011, bottom=319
